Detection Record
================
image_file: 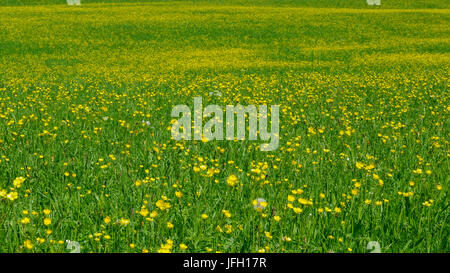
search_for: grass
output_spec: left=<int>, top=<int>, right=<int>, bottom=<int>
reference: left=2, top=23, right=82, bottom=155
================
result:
left=0, top=0, right=448, bottom=253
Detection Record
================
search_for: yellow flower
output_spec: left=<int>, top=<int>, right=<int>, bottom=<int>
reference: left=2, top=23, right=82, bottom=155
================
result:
left=293, top=207, right=303, bottom=214
left=20, top=217, right=30, bottom=224
left=158, top=239, right=174, bottom=253
left=253, top=198, right=268, bottom=212
left=150, top=211, right=158, bottom=218
left=298, top=198, right=313, bottom=205
left=167, top=222, right=174, bottom=229
left=43, top=218, right=52, bottom=226
left=179, top=243, right=188, bottom=250
left=119, top=218, right=130, bottom=226
left=156, top=199, right=171, bottom=210
left=355, top=162, right=364, bottom=169
left=273, top=215, right=281, bottom=222
left=226, top=174, right=238, bottom=186
left=13, top=177, right=26, bottom=188
left=104, top=216, right=111, bottom=224
left=6, top=191, right=18, bottom=201
left=24, top=240, right=33, bottom=250
left=139, top=208, right=149, bottom=217
left=287, top=195, right=295, bottom=202
left=158, top=248, right=171, bottom=253
left=221, top=209, right=231, bottom=218
left=43, top=209, right=51, bottom=215
left=201, top=214, right=208, bottom=220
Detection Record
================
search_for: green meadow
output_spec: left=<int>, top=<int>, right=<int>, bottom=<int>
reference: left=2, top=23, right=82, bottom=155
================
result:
left=0, top=0, right=448, bottom=253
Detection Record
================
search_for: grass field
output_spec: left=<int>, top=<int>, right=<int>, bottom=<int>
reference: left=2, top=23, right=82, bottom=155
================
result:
left=0, top=0, right=448, bottom=253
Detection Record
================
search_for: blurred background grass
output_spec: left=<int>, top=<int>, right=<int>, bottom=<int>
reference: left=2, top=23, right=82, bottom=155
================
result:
left=1, top=0, right=448, bottom=82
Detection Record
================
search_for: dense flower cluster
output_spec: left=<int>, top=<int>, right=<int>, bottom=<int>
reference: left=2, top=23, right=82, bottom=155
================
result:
left=0, top=2, right=447, bottom=253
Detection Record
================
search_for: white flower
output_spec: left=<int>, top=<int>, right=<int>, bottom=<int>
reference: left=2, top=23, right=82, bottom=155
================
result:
left=253, top=198, right=267, bottom=211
